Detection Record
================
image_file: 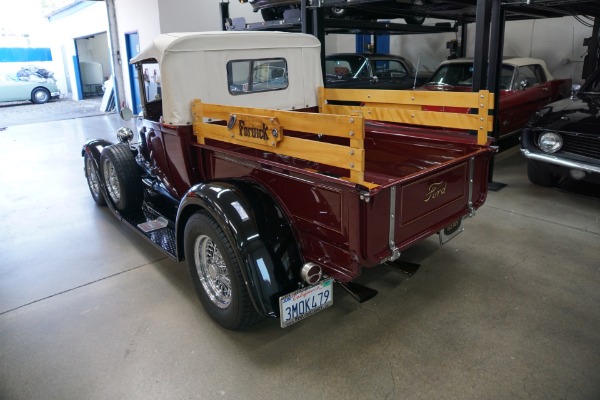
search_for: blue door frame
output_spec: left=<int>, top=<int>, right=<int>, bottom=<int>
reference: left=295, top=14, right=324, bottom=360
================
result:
left=125, top=33, right=141, bottom=114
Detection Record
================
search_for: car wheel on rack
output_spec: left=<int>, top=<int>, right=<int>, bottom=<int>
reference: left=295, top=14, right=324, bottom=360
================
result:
left=404, top=0, right=427, bottom=25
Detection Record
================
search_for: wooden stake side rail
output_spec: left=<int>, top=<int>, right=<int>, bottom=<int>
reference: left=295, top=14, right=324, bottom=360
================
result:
left=318, top=87, right=495, bottom=146
left=191, top=100, right=377, bottom=189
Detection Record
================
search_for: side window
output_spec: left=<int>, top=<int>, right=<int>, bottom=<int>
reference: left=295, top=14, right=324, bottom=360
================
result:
left=517, top=65, right=542, bottom=87
left=142, top=62, right=161, bottom=101
left=372, top=60, right=408, bottom=77
left=227, top=58, right=288, bottom=95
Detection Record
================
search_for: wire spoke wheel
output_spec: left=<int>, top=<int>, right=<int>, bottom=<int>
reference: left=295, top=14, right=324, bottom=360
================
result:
left=102, top=157, right=121, bottom=204
left=84, top=153, right=106, bottom=206
left=184, top=211, right=260, bottom=330
left=195, top=234, right=232, bottom=309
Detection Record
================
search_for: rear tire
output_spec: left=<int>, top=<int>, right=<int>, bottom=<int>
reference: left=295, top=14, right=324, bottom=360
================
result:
left=184, top=211, right=260, bottom=330
left=527, top=160, right=560, bottom=187
left=100, top=143, right=143, bottom=213
left=31, top=88, right=50, bottom=104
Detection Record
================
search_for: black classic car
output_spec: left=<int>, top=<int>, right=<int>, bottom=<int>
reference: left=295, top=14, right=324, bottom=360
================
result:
left=241, top=0, right=427, bottom=24
left=325, top=53, right=430, bottom=90
left=521, top=67, right=600, bottom=186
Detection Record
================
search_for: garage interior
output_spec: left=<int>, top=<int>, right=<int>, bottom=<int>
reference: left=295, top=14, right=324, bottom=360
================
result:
left=1, top=1, right=600, bottom=399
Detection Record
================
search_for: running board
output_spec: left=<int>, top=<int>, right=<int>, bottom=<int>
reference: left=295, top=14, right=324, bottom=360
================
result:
left=383, top=260, right=421, bottom=277
left=338, top=282, right=378, bottom=303
left=118, top=207, right=178, bottom=260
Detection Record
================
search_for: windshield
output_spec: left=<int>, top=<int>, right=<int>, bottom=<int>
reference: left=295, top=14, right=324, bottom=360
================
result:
left=427, top=63, right=515, bottom=89
left=325, top=56, right=370, bottom=79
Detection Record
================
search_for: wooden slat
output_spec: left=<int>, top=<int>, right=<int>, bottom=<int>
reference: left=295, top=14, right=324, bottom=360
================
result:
left=322, top=104, right=494, bottom=132
left=194, top=102, right=363, bottom=139
left=198, top=122, right=365, bottom=172
left=318, top=87, right=495, bottom=146
left=321, top=88, right=493, bottom=108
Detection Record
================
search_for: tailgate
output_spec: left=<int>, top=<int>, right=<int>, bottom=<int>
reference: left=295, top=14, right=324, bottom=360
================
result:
left=355, top=146, right=494, bottom=265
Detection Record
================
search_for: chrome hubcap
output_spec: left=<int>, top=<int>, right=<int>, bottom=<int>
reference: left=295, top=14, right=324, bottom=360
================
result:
left=102, top=158, right=120, bottom=203
left=34, top=91, right=47, bottom=102
left=194, top=234, right=231, bottom=309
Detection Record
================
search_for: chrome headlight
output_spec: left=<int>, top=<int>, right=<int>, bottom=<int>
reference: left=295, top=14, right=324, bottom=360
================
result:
left=117, top=127, right=134, bottom=143
left=538, top=132, right=563, bottom=154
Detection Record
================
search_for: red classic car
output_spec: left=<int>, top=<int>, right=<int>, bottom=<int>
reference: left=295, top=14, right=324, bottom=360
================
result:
left=422, top=57, right=571, bottom=140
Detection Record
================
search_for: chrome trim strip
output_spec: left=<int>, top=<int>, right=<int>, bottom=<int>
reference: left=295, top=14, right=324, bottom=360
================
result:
left=468, top=157, right=474, bottom=215
left=521, top=149, right=600, bottom=174
left=388, top=186, right=400, bottom=261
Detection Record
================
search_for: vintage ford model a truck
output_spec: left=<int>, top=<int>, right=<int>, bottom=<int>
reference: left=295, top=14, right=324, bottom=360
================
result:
left=82, top=31, right=495, bottom=330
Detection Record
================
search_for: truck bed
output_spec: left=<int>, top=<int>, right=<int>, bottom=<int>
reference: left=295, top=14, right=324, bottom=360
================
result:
left=189, top=100, right=494, bottom=281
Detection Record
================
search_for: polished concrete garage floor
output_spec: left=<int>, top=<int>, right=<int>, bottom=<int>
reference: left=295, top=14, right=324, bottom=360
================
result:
left=1, top=115, right=599, bottom=400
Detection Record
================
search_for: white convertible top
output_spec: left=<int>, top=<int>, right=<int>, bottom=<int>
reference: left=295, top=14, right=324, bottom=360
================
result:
left=440, top=57, right=554, bottom=80
left=131, top=31, right=323, bottom=125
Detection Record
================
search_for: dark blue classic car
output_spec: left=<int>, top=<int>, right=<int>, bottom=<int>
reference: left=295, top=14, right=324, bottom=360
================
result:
left=521, top=67, right=600, bottom=186
left=325, top=53, right=430, bottom=90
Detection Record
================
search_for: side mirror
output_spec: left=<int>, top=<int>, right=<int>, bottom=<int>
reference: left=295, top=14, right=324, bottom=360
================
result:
left=571, top=84, right=581, bottom=99
left=119, top=107, right=134, bottom=121
left=372, top=75, right=379, bottom=83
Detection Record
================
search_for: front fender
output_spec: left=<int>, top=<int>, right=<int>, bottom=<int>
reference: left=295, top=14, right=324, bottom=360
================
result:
left=81, top=138, right=114, bottom=168
left=176, top=181, right=303, bottom=318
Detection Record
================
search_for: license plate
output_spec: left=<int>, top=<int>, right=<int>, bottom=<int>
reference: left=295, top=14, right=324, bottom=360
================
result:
left=438, top=218, right=464, bottom=244
left=279, top=278, right=333, bottom=328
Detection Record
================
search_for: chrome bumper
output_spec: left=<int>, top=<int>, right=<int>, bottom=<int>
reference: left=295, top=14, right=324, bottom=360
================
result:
left=521, top=148, right=600, bottom=174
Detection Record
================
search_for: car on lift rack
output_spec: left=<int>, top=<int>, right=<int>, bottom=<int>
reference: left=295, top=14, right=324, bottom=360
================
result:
left=239, top=0, right=428, bottom=24
left=521, top=66, right=600, bottom=187
left=325, top=53, right=430, bottom=90
left=421, top=57, right=571, bottom=141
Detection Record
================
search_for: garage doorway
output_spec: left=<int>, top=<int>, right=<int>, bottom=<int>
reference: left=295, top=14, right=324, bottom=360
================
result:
left=74, top=32, right=110, bottom=99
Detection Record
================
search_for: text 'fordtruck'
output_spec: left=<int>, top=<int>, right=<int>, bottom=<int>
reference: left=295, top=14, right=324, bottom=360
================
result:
left=82, top=31, right=495, bottom=330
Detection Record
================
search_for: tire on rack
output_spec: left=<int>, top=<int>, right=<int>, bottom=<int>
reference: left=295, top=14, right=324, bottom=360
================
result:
left=404, top=0, right=426, bottom=25
left=527, top=159, right=560, bottom=187
left=84, top=152, right=107, bottom=206
left=99, top=143, right=143, bottom=213
left=261, top=7, right=283, bottom=21
left=31, top=87, right=51, bottom=104
left=184, top=211, right=260, bottom=330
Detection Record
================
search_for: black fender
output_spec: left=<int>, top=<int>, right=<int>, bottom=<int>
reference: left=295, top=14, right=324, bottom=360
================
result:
left=81, top=138, right=114, bottom=171
left=176, top=180, right=303, bottom=318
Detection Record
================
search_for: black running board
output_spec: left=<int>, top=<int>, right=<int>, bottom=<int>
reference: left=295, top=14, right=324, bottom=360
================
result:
left=117, top=206, right=178, bottom=260
left=338, top=281, right=378, bottom=303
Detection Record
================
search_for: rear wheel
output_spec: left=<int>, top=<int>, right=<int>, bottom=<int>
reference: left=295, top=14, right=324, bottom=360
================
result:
left=31, top=88, right=50, bottom=104
left=84, top=152, right=106, bottom=206
left=100, top=143, right=143, bottom=212
left=184, top=211, right=260, bottom=330
left=527, top=160, right=560, bottom=187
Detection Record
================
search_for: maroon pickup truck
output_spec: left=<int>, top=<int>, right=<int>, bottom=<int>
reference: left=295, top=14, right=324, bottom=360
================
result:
left=82, top=32, right=495, bottom=330
left=422, top=57, right=571, bottom=139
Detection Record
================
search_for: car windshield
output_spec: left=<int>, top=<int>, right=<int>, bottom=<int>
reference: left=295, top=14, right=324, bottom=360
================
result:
left=325, top=56, right=370, bottom=78
left=427, top=63, right=514, bottom=89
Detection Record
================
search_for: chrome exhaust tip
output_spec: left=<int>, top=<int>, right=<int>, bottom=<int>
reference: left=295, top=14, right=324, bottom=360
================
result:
left=300, top=262, right=322, bottom=285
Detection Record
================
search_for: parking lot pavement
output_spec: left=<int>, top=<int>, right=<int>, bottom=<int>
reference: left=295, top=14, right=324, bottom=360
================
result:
left=0, top=97, right=110, bottom=129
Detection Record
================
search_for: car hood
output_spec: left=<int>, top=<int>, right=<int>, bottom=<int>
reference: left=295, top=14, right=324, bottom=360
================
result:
left=528, top=95, right=600, bottom=135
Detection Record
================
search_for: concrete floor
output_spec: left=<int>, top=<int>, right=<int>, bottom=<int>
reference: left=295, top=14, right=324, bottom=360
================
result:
left=1, top=114, right=599, bottom=400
